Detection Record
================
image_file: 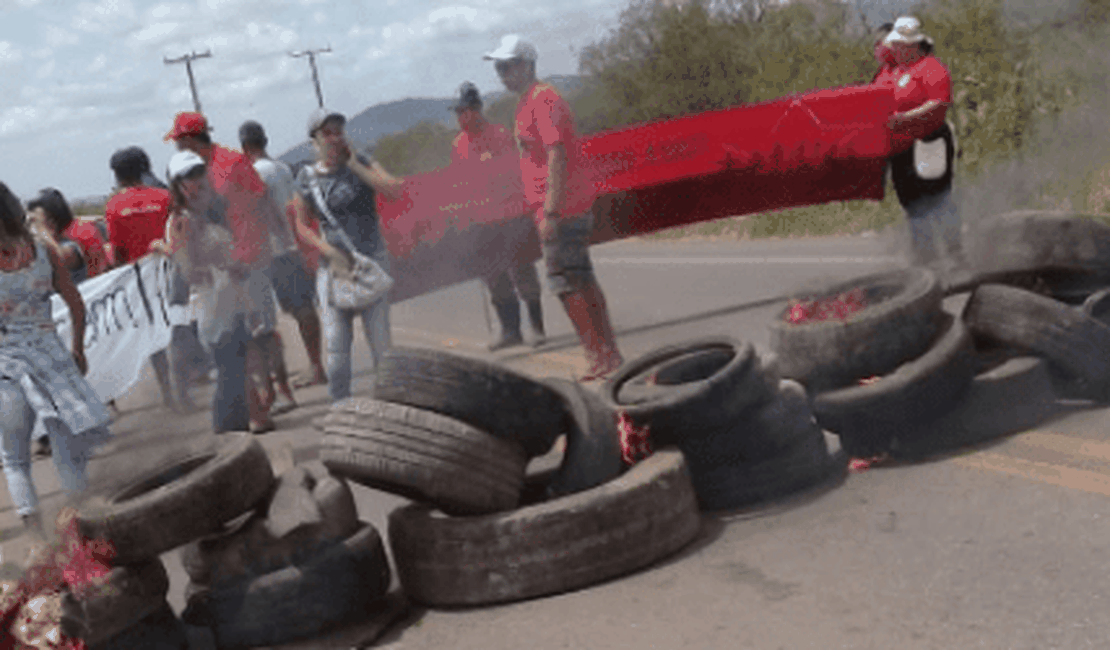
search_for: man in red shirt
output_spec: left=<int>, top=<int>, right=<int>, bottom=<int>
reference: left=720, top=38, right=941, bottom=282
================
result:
left=450, top=81, right=546, bottom=351
left=485, top=35, right=623, bottom=381
left=166, top=111, right=291, bottom=432
left=871, top=16, right=962, bottom=267
left=104, top=146, right=198, bottom=414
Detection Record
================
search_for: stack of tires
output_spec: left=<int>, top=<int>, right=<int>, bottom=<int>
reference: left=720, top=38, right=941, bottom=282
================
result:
left=768, top=212, right=1110, bottom=459
left=72, top=433, right=393, bottom=649
left=601, top=337, right=845, bottom=511
left=317, top=347, right=702, bottom=607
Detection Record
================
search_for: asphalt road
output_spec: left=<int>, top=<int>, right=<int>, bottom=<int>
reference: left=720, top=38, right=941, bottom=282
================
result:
left=3, top=233, right=1110, bottom=649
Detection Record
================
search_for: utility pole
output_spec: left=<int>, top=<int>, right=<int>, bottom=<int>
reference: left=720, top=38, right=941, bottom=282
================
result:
left=164, top=50, right=212, bottom=112
left=289, top=46, right=332, bottom=107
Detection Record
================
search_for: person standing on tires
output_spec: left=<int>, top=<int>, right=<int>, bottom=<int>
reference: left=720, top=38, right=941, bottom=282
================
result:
left=874, top=16, right=963, bottom=268
left=449, top=81, right=546, bottom=351
left=484, top=35, right=623, bottom=381
left=0, top=181, right=111, bottom=537
left=291, top=108, right=405, bottom=402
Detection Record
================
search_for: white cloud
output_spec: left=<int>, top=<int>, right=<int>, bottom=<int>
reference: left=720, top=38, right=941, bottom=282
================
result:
left=0, top=41, right=21, bottom=65
left=44, top=25, right=79, bottom=48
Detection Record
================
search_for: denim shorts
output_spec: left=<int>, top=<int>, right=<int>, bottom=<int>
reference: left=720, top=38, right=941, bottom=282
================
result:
left=269, top=251, right=316, bottom=313
left=540, top=212, right=596, bottom=295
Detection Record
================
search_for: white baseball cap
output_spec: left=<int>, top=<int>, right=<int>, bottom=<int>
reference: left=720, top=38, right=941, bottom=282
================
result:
left=883, top=16, right=933, bottom=46
left=166, top=151, right=205, bottom=182
left=483, top=34, right=537, bottom=62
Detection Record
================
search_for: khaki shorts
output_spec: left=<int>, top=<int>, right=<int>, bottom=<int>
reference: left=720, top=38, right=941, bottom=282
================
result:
left=539, top=211, right=596, bottom=296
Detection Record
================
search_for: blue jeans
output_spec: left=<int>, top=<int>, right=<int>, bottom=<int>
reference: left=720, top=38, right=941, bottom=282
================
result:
left=0, top=380, right=107, bottom=517
left=210, top=318, right=250, bottom=433
left=905, top=188, right=963, bottom=265
left=317, top=264, right=392, bottom=402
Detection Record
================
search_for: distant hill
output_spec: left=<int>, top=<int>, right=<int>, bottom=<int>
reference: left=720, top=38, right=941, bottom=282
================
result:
left=278, top=74, right=583, bottom=168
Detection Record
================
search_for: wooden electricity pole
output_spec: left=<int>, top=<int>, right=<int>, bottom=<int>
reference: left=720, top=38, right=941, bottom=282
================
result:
left=289, top=46, right=332, bottom=107
left=164, top=50, right=212, bottom=112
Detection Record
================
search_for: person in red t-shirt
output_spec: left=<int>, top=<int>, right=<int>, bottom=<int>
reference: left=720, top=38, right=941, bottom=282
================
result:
left=103, top=146, right=200, bottom=415
left=872, top=16, right=963, bottom=267
left=166, top=111, right=292, bottom=433
left=450, top=81, right=546, bottom=351
left=485, top=35, right=623, bottom=381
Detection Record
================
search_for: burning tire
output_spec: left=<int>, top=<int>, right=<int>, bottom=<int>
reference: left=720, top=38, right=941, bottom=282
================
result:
left=963, top=284, right=1110, bottom=401
left=319, top=398, right=528, bottom=515
left=374, top=347, right=564, bottom=457
left=182, top=522, right=391, bottom=648
left=769, top=268, right=944, bottom=392
left=811, top=313, right=976, bottom=457
left=60, top=560, right=170, bottom=647
left=601, top=337, right=777, bottom=447
left=77, top=433, right=275, bottom=565
left=388, top=449, right=700, bottom=607
left=542, top=378, right=625, bottom=499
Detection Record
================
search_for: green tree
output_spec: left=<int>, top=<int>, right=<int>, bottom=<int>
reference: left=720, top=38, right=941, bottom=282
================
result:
left=372, top=120, right=456, bottom=175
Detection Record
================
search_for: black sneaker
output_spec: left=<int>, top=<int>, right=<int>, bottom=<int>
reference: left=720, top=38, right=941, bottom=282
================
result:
left=488, top=334, right=525, bottom=352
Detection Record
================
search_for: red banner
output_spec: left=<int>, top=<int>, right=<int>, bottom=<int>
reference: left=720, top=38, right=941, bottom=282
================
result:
left=378, top=84, right=897, bottom=303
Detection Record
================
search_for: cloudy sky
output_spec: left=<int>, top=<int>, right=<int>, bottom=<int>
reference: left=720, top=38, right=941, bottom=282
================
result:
left=0, top=0, right=632, bottom=201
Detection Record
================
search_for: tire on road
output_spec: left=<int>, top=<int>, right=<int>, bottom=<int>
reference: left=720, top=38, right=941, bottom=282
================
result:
left=85, top=601, right=188, bottom=650
left=680, top=381, right=845, bottom=511
left=891, top=356, right=1060, bottom=459
left=963, top=284, right=1110, bottom=401
left=77, top=433, right=275, bottom=565
left=388, top=449, right=701, bottom=607
left=811, top=313, right=976, bottom=457
left=319, top=398, right=527, bottom=515
left=181, top=522, right=391, bottom=649
left=374, top=347, right=565, bottom=457
left=542, top=378, right=625, bottom=499
left=60, top=559, right=170, bottom=647
left=970, top=211, right=1110, bottom=277
left=768, top=267, right=944, bottom=392
left=180, top=462, right=361, bottom=588
left=601, top=337, right=775, bottom=447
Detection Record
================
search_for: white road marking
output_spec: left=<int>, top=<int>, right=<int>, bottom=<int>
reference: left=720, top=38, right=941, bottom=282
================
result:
left=594, top=256, right=899, bottom=265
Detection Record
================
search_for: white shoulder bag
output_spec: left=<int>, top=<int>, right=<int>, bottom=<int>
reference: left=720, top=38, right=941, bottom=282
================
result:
left=307, top=167, right=394, bottom=310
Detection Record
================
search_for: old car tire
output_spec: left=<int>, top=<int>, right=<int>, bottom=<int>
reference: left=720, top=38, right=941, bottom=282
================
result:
left=181, top=522, right=391, bottom=649
left=891, top=356, right=1059, bottom=459
left=60, top=560, right=170, bottom=647
left=86, top=601, right=188, bottom=650
left=963, top=284, right=1110, bottom=401
left=180, top=462, right=361, bottom=588
left=319, top=398, right=527, bottom=515
left=77, top=433, right=275, bottom=565
left=1081, top=288, right=1110, bottom=325
left=768, top=267, right=943, bottom=392
left=601, top=337, right=775, bottom=447
left=971, top=211, right=1110, bottom=277
left=811, top=313, right=976, bottom=457
left=388, top=449, right=701, bottom=607
left=542, top=378, right=625, bottom=498
left=374, top=347, right=564, bottom=457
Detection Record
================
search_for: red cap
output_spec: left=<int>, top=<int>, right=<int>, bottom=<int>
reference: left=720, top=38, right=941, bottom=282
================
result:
left=164, top=111, right=210, bottom=142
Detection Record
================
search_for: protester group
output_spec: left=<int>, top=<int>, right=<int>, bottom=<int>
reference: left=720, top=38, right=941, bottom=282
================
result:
left=0, top=18, right=960, bottom=543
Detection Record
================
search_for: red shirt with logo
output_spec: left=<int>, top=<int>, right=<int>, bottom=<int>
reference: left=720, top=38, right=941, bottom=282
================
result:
left=207, top=144, right=272, bottom=269
left=452, top=122, right=516, bottom=164
left=873, top=54, right=952, bottom=152
left=514, top=81, right=595, bottom=217
left=104, top=186, right=173, bottom=265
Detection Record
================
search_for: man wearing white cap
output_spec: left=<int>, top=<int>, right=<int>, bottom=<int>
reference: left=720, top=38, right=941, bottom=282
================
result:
left=873, top=16, right=963, bottom=268
left=484, top=34, right=623, bottom=382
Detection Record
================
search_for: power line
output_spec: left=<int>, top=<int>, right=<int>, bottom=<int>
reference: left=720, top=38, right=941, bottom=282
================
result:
left=289, top=46, right=332, bottom=108
left=164, top=50, right=212, bottom=113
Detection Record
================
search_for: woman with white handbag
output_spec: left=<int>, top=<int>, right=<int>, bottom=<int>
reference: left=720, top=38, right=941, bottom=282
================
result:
left=874, top=16, right=964, bottom=268
left=291, top=108, right=405, bottom=402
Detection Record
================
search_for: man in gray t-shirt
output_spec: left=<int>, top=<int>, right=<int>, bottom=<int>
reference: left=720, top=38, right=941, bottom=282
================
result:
left=240, top=121, right=327, bottom=398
